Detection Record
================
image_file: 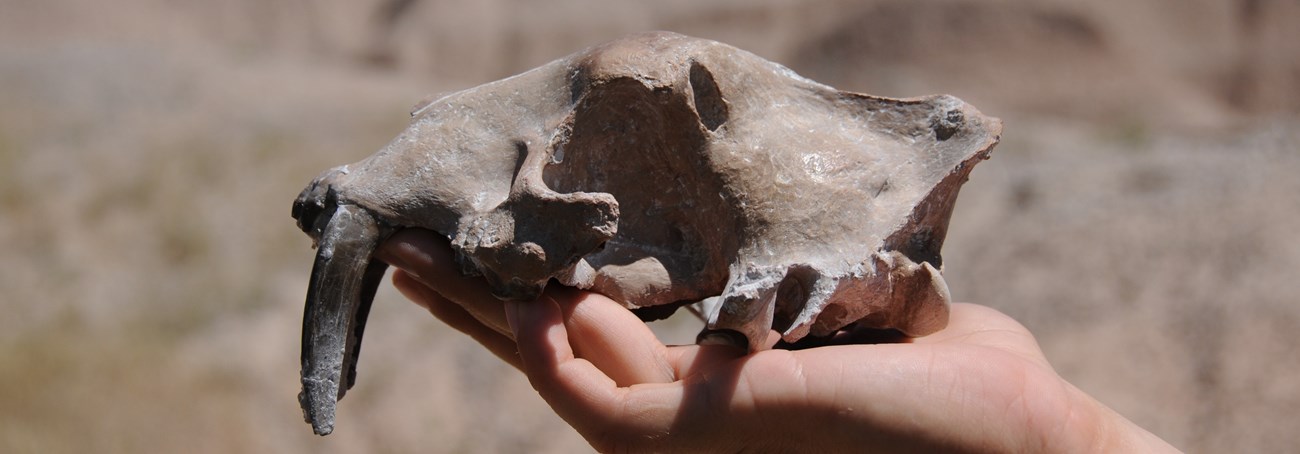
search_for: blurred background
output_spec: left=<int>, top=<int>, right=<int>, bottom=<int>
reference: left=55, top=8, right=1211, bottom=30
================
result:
left=1, top=0, right=1297, bottom=452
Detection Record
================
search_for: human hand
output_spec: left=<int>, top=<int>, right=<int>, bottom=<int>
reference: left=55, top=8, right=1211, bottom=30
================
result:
left=376, top=229, right=1178, bottom=453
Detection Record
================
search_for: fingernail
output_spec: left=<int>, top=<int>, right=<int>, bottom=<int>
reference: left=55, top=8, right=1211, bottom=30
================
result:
left=505, top=301, right=521, bottom=335
left=374, top=244, right=407, bottom=271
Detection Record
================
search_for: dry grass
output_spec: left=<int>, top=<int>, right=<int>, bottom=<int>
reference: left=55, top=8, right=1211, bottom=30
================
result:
left=1, top=0, right=1297, bottom=452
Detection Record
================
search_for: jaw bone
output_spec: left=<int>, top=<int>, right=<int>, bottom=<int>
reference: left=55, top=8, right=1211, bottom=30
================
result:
left=291, top=31, right=1001, bottom=435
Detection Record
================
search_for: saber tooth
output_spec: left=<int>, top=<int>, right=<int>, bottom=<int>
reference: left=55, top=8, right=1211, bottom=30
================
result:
left=298, top=204, right=388, bottom=436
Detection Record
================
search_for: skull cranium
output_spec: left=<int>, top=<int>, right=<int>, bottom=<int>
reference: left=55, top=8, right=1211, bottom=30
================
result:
left=292, top=31, right=1001, bottom=435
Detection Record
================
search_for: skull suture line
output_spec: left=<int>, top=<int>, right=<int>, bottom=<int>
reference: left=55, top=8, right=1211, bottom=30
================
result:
left=292, top=32, right=1001, bottom=435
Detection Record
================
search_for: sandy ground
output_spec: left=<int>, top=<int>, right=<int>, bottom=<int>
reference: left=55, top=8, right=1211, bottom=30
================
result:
left=1, top=0, right=1297, bottom=452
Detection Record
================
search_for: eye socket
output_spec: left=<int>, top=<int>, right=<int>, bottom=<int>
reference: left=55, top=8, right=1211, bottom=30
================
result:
left=689, top=61, right=729, bottom=131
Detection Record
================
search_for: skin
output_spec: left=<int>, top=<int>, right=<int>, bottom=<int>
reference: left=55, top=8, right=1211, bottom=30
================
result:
left=375, top=229, right=1180, bottom=453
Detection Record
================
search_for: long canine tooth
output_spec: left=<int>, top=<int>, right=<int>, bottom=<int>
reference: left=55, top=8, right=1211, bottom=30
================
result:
left=299, top=204, right=388, bottom=436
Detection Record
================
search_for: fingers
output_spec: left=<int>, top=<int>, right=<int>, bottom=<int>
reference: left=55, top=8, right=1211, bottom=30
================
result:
left=380, top=228, right=683, bottom=385
left=507, top=297, right=687, bottom=450
left=391, top=270, right=522, bottom=369
left=548, top=287, right=677, bottom=386
left=376, top=230, right=821, bottom=451
left=506, top=298, right=629, bottom=426
left=376, top=229, right=511, bottom=336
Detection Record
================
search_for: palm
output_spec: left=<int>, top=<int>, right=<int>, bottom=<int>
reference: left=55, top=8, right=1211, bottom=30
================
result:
left=518, top=293, right=1084, bottom=453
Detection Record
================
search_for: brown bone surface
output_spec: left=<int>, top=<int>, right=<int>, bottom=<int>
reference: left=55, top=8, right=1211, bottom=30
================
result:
left=291, top=31, right=1001, bottom=435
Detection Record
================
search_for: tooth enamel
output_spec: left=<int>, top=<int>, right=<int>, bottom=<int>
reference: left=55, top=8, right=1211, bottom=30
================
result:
left=298, top=204, right=388, bottom=436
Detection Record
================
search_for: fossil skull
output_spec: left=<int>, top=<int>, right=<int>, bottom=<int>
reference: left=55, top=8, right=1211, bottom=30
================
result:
left=292, top=31, right=1001, bottom=435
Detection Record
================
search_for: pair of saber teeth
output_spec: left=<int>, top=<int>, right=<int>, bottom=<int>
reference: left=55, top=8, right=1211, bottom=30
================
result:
left=298, top=203, right=390, bottom=436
